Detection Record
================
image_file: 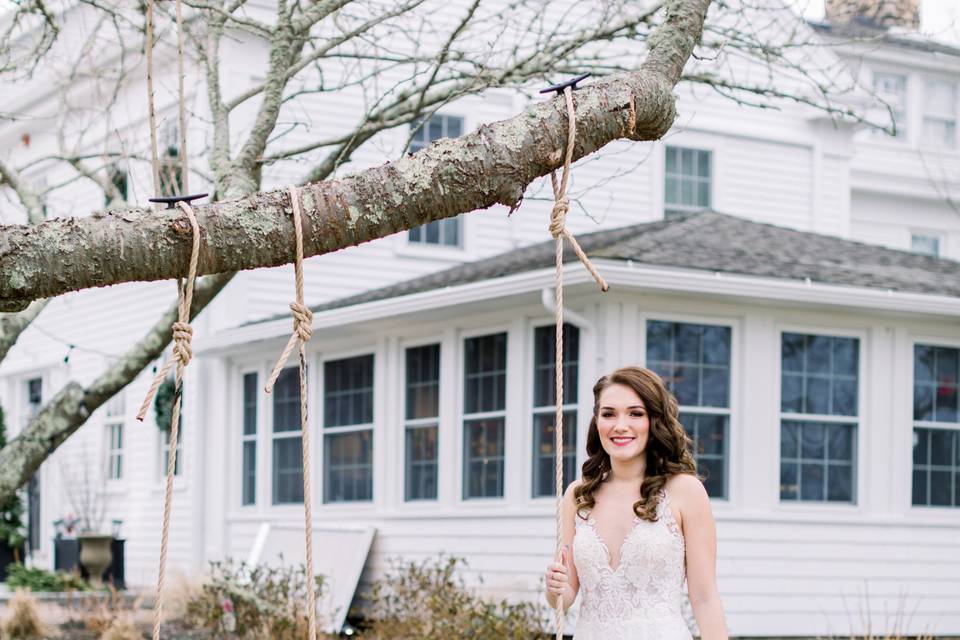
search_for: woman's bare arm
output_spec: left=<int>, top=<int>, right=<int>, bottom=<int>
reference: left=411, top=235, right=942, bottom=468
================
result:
left=673, top=473, right=729, bottom=640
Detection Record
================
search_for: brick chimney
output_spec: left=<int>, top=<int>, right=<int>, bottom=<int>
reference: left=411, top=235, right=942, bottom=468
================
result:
left=825, top=0, right=920, bottom=29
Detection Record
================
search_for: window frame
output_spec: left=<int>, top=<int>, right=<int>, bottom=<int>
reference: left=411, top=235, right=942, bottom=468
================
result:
left=240, top=370, right=259, bottom=507
left=920, top=77, right=958, bottom=149
left=663, top=144, right=713, bottom=215
left=458, top=325, right=511, bottom=503
left=775, top=325, right=866, bottom=509
left=871, top=70, right=910, bottom=142
left=270, top=365, right=304, bottom=505
left=396, top=113, right=472, bottom=258
left=644, top=316, right=734, bottom=500
left=321, top=350, right=376, bottom=505
left=910, top=339, right=960, bottom=509
left=910, top=231, right=943, bottom=257
left=402, top=341, right=442, bottom=503
left=529, top=321, right=580, bottom=500
left=103, top=394, right=125, bottom=483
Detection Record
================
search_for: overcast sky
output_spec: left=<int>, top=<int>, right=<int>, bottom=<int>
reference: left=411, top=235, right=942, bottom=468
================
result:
left=789, top=0, right=960, bottom=42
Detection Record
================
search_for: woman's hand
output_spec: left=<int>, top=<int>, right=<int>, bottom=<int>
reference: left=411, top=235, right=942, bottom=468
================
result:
left=544, top=545, right=572, bottom=607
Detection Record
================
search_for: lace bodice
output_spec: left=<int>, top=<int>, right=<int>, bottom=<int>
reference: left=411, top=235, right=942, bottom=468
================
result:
left=571, top=488, right=693, bottom=640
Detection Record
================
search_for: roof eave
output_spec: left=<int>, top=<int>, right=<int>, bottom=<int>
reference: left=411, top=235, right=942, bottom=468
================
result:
left=198, top=260, right=960, bottom=356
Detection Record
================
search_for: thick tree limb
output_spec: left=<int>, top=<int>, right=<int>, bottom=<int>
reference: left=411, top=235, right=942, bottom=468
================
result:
left=1, top=63, right=686, bottom=308
left=0, top=272, right=233, bottom=505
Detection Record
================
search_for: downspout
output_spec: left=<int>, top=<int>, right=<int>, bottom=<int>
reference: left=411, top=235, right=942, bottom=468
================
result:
left=540, top=288, right=595, bottom=332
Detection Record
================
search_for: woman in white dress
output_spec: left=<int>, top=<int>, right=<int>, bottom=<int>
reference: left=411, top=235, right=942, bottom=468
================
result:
left=545, top=367, right=729, bottom=639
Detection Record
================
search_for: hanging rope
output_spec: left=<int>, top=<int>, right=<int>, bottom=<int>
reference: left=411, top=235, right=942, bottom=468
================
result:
left=145, top=0, right=161, bottom=202
left=550, top=84, right=608, bottom=640
left=264, top=186, right=317, bottom=640
left=175, top=0, right=189, bottom=195
left=134, top=201, right=200, bottom=640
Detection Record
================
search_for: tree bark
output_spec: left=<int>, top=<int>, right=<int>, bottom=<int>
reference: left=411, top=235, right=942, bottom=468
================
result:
left=0, top=57, right=694, bottom=309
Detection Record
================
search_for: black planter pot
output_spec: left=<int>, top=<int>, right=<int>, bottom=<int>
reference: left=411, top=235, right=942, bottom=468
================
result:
left=0, top=541, right=26, bottom=582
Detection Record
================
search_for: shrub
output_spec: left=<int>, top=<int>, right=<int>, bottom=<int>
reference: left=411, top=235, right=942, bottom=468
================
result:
left=99, top=616, right=144, bottom=640
left=357, top=554, right=547, bottom=640
left=184, top=558, right=329, bottom=639
left=1, top=589, right=47, bottom=639
left=5, top=563, right=91, bottom=592
left=75, top=585, right=143, bottom=637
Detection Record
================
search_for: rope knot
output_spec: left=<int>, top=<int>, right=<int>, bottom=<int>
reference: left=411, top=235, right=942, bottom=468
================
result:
left=171, top=321, right=193, bottom=366
left=550, top=198, right=569, bottom=238
left=290, top=302, right=314, bottom=342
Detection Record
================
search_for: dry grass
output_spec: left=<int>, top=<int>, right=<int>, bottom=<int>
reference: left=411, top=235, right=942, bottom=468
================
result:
left=1, top=589, right=50, bottom=639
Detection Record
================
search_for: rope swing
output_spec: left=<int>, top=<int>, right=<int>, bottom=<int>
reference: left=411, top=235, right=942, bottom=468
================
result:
left=540, top=74, right=609, bottom=640
left=264, top=186, right=318, bottom=640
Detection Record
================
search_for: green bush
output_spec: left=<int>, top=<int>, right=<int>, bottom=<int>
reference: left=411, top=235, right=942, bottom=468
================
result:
left=5, top=563, right=92, bottom=592
left=0, top=404, right=27, bottom=555
left=357, top=554, right=547, bottom=640
left=184, top=558, right=330, bottom=639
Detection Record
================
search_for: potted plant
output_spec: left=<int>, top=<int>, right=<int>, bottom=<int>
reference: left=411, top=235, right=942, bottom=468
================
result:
left=61, top=458, right=113, bottom=588
left=0, top=404, right=27, bottom=582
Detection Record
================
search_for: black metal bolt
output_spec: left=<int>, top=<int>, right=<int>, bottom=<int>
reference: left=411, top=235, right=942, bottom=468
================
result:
left=149, top=193, right=209, bottom=209
left=539, top=73, right=591, bottom=96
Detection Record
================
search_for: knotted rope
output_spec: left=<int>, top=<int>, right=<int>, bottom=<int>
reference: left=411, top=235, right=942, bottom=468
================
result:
left=264, top=186, right=317, bottom=640
left=550, top=85, right=608, bottom=640
left=134, top=201, right=200, bottom=640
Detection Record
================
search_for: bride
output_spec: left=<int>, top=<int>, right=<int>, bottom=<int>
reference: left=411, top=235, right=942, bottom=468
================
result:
left=544, top=366, right=729, bottom=639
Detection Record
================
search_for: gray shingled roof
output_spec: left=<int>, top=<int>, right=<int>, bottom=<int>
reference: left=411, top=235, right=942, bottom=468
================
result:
left=250, top=210, right=960, bottom=326
left=810, top=20, right=960, bottom=57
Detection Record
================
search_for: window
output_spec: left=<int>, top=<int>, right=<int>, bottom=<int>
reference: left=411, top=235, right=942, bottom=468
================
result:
left=242, top=372, right=257, bottom=506
left=664, top=146, right=711, bottom=214
left=922, top=80, right=957, bottom=148
left=647, top=321, right=731, bottom=498
left=911, top=233, right=941, bottom=257
left=272, top=367, right=302, bottom=504
left=405, top=344, right=440, bottom=501
left=408, top=114, right=464, bottom=246
left=873, top=72, right=908, bottom=138
left=104, top=395, right=125, bottom=481
left=912, top=344, right=960, bottom=507
left=463, top=333, right=507, bottom=499
left=779, top=333, right=859, bottom=503
left=532, top=324, right=579, bottom=498
left=161, top=412, right=184, bottom=478
left=22, top=378, right=42, bottom=553
left=323, top=355, right=374, bottom=503
left=159, top=120, right=184, bottom=197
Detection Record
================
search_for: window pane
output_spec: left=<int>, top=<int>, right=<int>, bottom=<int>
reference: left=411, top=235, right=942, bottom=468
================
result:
left=914, top=384, right=934, bottom=421
left=702, top=325, right=730, bottom=365
left=930, top=429, right=954, bottom=466
left=406, top=344, right=440, bottom=420
left=912, top=468, right=927, bottom=505
left=781, top=422, right=799, bottom=459
left=243, top=372, right=258, bottom=436
left=532, top=411, right=577, bottom=497
left=826, top=464, right=853, bottom=502
left=913, top=428, right=928, bottom=465
left=273, top=368, right=300, bottom=433
left=463, top=418, right=504, bottom=499
left=242, top=441, right=256, bottom=506
left=324, top=355, right=374, bottom=427
left=807, top=336, right=831, bottom=374
left=782, top=333, right=859, bottom=418
left=533, top=324, right=579, bottom=407
left=646, top=321, right=672, bottom=362
left=827, top=424, right=853, bottom=461
left=673, top=365, right=700, bottom=406
left=781, top=334, right=804, bottom=372
left=800, top=464, right=825, bottom=501
left=832, top=378, right=857, bottom=417
left=801, top=422, right=826, bottom=459
left=272, top=437, right=303, bottom=504
left=405, top=426, right=438, bottom=501
left=781, top=374, right=803, bottom=413
left=701, top=367, right=729, bottom=408
left=682, top=413, right=727, bottom=498
left=324, top=430, right=373, bottom=503
left=780, top=463, right=798, bottom=500
left=464, top=333, right=507, bottom=414
left=833, top=338, right=858, bottom=376
left=931, top=470, right=952, bottom=506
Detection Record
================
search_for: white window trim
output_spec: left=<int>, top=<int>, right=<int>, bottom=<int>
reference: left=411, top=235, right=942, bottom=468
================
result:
left=400, top=339, right=443, bottom=504
left=663, top=144, right=713, bottom=214
left=773, top=325, right=867, bottom=512
left=908, top=337, right=960, bottom=511
left=920, top=76, right=958, bottom=149
left=526, top=320, right=580, bottom=502
left=103, top=395, right=125, bottom=484
left=269, top=365, right=305, bottom=506
left=456, top=324, right=512, bottom=505
left=870, top=69, right=910, bottom=143
left=642, top=315, right=735, bottom=501
left=240, top=369, right=258, bottom=507
left=910, top=228, right=946, bottom=257
left=319, top=349, right=376, bottom=506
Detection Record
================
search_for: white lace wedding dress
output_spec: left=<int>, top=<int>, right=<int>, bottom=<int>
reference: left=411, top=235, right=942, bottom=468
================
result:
left=572, top=488, right=693, bottom=639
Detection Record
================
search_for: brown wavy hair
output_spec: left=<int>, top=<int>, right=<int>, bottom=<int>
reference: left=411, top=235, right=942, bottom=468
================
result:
left=573, top=367, right=699, bottom=523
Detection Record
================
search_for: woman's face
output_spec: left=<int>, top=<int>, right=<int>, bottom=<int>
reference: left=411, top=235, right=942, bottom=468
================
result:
left=596, top=383, right=650, bottom=461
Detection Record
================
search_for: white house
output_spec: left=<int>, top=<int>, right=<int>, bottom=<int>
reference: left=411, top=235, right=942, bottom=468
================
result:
left=0, top=0, right=958, bottom=637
